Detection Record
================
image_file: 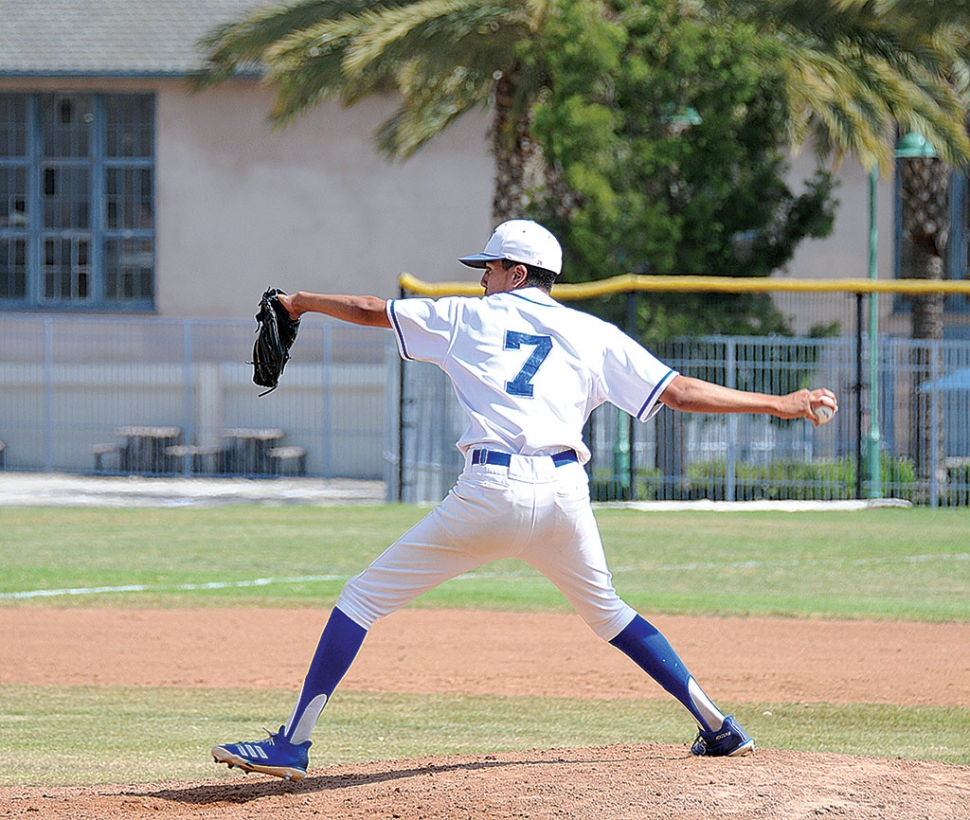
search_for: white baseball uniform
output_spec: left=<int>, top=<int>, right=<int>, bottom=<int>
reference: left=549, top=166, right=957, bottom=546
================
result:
left=217, top=222, right=753, bottom=766
left=335, top=287, right=679, bottom=641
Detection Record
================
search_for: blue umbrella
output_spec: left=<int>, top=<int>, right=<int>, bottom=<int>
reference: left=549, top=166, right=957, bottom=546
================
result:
left=918, top=368, right=970, bottom=392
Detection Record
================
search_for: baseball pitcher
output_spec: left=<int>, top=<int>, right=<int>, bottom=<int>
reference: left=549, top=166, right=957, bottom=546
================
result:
left=213, top=220, right=838, bottom=780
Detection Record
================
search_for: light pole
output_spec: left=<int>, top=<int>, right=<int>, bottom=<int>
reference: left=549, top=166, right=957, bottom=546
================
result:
left=868, top=133, right=938, bottom=499
left=867, top=166, right=882, bottom=498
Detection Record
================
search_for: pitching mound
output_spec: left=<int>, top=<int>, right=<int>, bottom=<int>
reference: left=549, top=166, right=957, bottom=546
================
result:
left=5, top=744, right=970, bottom=820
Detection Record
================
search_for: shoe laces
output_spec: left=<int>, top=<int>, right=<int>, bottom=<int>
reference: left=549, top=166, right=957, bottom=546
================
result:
left=262, top=727, right=286, bottom=745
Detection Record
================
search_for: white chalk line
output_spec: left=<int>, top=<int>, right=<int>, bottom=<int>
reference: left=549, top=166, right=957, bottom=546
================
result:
left=0, top=575, right=345, bottom=600
left=3, top=553, right=966, bottom=600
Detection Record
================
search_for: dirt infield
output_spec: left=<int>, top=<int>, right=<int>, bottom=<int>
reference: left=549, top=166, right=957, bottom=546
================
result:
left=2, top=608, right=969, bottom=819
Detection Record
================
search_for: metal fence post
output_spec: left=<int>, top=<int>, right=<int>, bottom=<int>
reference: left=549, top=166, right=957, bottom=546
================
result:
left=930, top=342, right=941, bottom=508
left=867, top=168, right=882, bottom=500
left=182, top=320, right=194, bottom=477
left=855, top=293, right=864, bottom=499
left=396, top=284, right=406, bottom=502
left=44, top=317, right=54, bottom=472
left=725, top=339, right=737, bottom=501
left=322, top=322, right=333, bottom=479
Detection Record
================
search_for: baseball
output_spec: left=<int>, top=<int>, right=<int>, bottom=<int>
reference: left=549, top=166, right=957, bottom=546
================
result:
left=814, top=403, right=836, bottom=424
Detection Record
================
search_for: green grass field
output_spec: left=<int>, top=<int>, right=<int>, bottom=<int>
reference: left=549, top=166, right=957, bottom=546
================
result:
left=2, top=506, right=968, bottom=619
left=1, top=505, right=968, bottom=785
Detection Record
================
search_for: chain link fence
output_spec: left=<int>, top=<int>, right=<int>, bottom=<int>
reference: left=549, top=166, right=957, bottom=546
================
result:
left=397, top=334, right=969, bottom=507
left=2, top=277, right=969, bottom=508
left=0, top=314, right=397, bottom=492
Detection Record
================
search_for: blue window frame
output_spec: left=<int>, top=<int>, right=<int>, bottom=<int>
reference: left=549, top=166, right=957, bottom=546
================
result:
left=0, top=92, right=154, bottom=311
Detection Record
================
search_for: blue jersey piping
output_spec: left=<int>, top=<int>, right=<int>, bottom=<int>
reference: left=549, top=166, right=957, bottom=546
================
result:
left=387, top=300, right=413, bottom=360
left=637, top=369, right=677, bottom=419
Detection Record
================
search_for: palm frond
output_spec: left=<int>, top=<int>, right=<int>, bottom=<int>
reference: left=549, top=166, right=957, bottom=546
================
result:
left=344, top=0, right=499, bottom=73
left=374, top=64, right=494, bottom=156
left=711, top=0, right=970, bottom=167
left=191, top=1, right=381, bottom=87
left=251, top=0, right=548, bottom=155
left=263, top=15, right=383, bottom=120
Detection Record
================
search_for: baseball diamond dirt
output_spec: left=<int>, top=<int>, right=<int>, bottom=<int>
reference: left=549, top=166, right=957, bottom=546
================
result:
left=2, top=607, right=969, bottom=820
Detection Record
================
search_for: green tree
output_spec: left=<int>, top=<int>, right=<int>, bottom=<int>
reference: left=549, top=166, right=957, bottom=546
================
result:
left=194, top=0, right=556, bottom=222
left=529, top=0, right=838, bottom=340
left=528, top=0, right=970, bottom=336
left=712, top=0, right=969, bottom=340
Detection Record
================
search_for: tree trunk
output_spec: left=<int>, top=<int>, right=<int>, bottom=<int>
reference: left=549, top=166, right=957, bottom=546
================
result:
left=898, top=157, right=950, bottom=492
left=490, top=69, right=543, bottom=223
left=910, top=243, right=947, bottom=497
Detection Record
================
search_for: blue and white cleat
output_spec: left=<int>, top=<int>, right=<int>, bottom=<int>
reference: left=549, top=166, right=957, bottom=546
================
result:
left=690, top=714, right=755, bottom=757
left=212, top=727, right=311, bottom=781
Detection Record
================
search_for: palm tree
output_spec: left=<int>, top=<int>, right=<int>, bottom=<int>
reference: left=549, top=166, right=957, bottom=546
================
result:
left=893, top=11, right=970, bottom=488
left=194, top=0, right=555, bottom=222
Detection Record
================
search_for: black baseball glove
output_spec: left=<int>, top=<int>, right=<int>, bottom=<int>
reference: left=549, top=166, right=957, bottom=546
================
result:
left=252, top=287, right=300, bottom=396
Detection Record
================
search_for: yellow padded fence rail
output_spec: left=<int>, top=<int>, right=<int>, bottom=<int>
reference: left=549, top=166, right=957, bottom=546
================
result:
left=399, top=272, right=970, bottom=300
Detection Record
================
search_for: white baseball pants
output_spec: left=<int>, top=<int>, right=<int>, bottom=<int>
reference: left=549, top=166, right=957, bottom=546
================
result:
left=336, top=453, right=637, bottom=641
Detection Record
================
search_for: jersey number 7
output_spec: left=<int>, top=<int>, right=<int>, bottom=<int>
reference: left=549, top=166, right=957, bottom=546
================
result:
left=504, top=331, right=553, bottom=398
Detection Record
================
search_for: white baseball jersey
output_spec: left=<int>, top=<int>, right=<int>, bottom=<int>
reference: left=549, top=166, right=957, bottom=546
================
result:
left=387, top=287, right=678, bottom=463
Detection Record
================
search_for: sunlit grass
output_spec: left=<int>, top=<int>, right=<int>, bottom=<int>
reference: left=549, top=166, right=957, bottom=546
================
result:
left=1, top=506, right=966, bottom=620
left=2, top=685, right=966, bottom=786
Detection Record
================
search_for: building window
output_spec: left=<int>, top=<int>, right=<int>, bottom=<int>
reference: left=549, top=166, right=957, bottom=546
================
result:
left=0, top=92, right=154, bottom=310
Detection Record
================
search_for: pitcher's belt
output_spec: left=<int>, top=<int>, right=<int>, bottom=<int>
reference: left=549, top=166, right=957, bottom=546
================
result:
left=470, top=448, right=578, bottom=468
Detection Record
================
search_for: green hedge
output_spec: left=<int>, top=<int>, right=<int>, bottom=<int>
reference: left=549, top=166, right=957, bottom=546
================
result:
left=591, top=456, right=929, bottom=502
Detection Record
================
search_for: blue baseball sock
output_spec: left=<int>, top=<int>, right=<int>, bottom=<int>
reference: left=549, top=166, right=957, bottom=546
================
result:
left=609, top=614, right=725, bottom=732
left=283, top=607, right=367, bottom=744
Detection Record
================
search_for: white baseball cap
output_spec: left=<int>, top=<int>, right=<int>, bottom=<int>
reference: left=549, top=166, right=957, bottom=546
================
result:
left=459, top=219, right=563, bottom=275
